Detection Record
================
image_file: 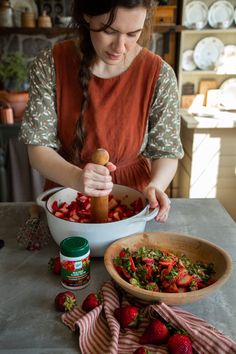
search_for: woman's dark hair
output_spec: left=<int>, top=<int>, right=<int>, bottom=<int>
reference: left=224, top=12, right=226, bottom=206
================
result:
left=71, top=0, right=154, bottom=164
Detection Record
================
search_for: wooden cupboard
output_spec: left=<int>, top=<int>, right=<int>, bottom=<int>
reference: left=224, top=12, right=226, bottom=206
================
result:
left=176, top=111, right=236, bottom=221
left=174, top=0, right=236, bottom=221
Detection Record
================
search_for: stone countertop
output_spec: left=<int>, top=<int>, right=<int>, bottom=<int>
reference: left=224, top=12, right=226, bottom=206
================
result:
left=0, top=198, right=235, bottom=353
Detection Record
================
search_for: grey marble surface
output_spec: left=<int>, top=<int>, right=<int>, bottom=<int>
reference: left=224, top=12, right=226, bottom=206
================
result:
left=0, top=199, right=235, bottom=353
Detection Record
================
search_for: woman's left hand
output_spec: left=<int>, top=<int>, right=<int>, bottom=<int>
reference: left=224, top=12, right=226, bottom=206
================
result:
left=143, top=185, right=171, bottom=223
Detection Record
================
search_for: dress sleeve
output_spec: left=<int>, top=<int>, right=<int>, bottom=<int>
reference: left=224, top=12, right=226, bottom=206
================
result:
left=18, top=48, right=59, bottom=149
left=141, top=61, right=184, bottom=159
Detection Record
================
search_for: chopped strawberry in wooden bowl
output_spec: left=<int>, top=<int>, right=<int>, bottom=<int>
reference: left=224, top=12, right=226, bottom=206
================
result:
left=104, top=231, right=233, bottom=305
left=36, top=185, right=158, bottom=257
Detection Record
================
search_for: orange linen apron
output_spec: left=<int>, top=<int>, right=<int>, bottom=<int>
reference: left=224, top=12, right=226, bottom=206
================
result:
left=45, top=40, right=162, bottom=192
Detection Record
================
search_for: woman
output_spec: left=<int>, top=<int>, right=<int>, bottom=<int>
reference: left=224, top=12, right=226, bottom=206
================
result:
left=19, top=0, right=184, bottom=222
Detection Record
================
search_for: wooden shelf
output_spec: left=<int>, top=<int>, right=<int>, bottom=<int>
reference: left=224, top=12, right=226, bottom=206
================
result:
left=181, top=27, right=236, bottom=34
left=0, top=27, right=77, bottom=37
left=181, top=70, right=236, bottom=76
left=153, top=24, right=183, bottom=33
left=0, top=24, right=184, bottom=36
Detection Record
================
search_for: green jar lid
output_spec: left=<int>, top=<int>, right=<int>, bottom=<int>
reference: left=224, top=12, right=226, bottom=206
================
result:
left=60, top=236, right=89, bottom=257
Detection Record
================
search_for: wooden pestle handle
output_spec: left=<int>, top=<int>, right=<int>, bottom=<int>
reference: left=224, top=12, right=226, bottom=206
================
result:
left=91, top=148, right=110, bottom=223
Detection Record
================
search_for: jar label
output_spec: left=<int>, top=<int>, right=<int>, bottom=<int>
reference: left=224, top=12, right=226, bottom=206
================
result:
left=60, top=253, right=90, bottom=288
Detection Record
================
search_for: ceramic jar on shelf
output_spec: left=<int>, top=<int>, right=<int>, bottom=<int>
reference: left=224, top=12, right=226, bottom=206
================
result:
left=21, top=8, right=36, bottom=28
left=0, top=0, right=13, bottom=27
left=38, top=10, right=52, bottom=28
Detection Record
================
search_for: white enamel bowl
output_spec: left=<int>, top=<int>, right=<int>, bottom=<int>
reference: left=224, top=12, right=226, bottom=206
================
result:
left=37, top=186, right=158, bottom=257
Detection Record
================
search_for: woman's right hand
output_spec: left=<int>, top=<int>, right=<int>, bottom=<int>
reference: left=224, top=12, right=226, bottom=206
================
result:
left=77, top=161, right=116, bottom=197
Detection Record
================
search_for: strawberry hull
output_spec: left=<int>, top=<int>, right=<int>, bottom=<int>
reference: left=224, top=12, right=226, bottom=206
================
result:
left=36, top=185, right=158, bottom=257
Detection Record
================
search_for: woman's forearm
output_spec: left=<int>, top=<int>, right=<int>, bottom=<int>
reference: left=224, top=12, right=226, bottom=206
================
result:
left=149, top=158, right=178, bottom=191
left=28, top=145, right=82, bottom=190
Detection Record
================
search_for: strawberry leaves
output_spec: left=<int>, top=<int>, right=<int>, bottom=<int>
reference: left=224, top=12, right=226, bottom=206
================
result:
left=113, top=246, right=216, bottom=293
left=54, top=291, right=76, bottom=312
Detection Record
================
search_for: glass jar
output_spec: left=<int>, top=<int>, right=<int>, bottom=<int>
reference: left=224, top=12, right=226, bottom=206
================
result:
left=0, top=0, right=13, bottom=27
left=60, top=236, right=91, bottom=290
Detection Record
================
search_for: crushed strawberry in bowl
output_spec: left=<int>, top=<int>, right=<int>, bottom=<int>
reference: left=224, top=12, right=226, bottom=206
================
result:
left=51, top=192, right=144, bottom=223
left=112, top=246, right=216, bottom=293
left=36, top=185, right=158, bottom=257
left=104, top=231, right=233, bottom=305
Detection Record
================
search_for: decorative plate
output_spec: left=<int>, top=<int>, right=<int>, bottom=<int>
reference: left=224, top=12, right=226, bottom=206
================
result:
left=208, top=0, right=234, bottom=29
left=182, top=49, right=197, bottom=71
left=193, top=37, right=224, bottom=71
left=219, top=79, right=236, bottom=110
left=10, top=0, right=38, bottom=27
left=184, top=1, right=208, bottom=30
left=216, top=45, right=236, bottom=74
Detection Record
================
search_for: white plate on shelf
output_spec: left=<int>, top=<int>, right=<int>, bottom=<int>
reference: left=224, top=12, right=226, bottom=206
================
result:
left=216, top=45, right=236, bottom=74
left=10, top=0, right=38, bottom=27
left=219, top=79, right=236, bottom=110
left=182, top=49, right=197, bottom=71
left=193, top=37, right=224, bottom=70
left=184, top=1, right=208, bottom=30
left=208, top=0, right=234, bottom=29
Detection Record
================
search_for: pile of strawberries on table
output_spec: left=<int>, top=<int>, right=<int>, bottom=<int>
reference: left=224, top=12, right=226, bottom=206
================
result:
left=49, top=255, right=193, bottom=354
left=54, top=288, right=193, bottom=354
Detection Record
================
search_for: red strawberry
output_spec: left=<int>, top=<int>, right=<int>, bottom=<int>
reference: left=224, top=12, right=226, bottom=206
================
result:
left=114, top=306, right=141, bottom=329
left=54, top=291, right=76, bottom=312
left=54, top=211, right=65, bottom=218
left=82, top=293, right=101, bottom=313
left=48, top=256, right=61, bottom=275
left=130, top=197, right=143, bottom=212
left=165, top=283, right=179, bottom=293
left=108, top=196, right=118, bottom=209
left=159, top=259, right=176, bottom=267
left=120, top=266, right=132, bottom=280
left=142, top=257, right=155, bottom=264
left=119, top=249, right=127, bottom=258
left=142, top=264, right=153, bottom=280
left=51, top=200, right=58, bottom=211
left=139, top=319, right=169, bottom=345
left=168, top=333, right=193, bottom=354
left=133, top=347, right=150, bottom=354
left=129, top=256, right=137, bottom=272
left=176, top=274, right=193, bottom=287
left=146, top=282, right=159, bottom=292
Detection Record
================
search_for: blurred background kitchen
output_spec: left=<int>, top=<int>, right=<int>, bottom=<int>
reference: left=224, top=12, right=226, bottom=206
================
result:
left=0, top=0, right=236, bottom=221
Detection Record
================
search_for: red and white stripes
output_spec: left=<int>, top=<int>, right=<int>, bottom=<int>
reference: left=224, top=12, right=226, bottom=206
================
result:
left=62, top=281, right=236, bottom=354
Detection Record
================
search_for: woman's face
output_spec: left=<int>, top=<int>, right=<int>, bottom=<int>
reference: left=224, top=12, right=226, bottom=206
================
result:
left=86, top=6, right=147, bottom=65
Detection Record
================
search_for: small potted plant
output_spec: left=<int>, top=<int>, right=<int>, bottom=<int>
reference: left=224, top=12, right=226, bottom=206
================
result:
left=0, top=52, right=28, bottom=92
left=0, top=52, right=29, bottom=122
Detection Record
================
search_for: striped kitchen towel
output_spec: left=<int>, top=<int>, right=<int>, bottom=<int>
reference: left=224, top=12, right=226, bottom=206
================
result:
left=62, top=281, right=236, bottom=354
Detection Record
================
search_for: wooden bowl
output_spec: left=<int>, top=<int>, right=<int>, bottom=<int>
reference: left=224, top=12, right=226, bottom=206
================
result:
left=104, top=232, right=233, bottom=305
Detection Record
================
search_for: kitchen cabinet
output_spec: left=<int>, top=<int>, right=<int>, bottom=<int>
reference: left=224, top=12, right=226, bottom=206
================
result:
left=152, top=1, right=180, bottom=69
left=0, top=123, right=44, bottom=202
left=178, top=0, right=236, bottom=106
left=0, top=123, right=20, bottom=201
left=177, top=110, right=236, bottom=221
left=174, top=0, right=236, bottom=221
